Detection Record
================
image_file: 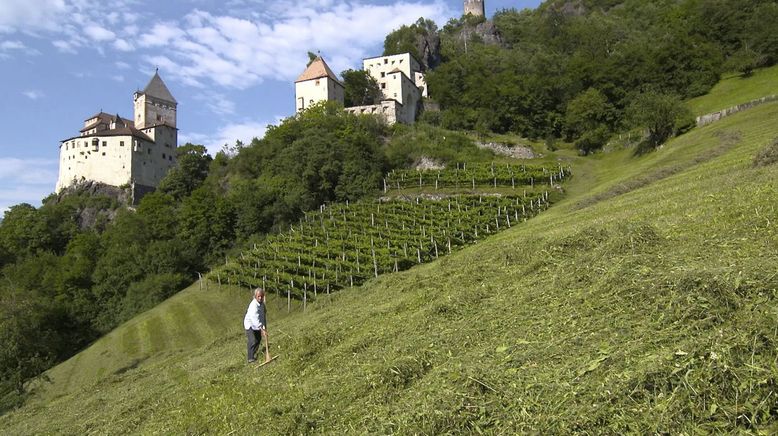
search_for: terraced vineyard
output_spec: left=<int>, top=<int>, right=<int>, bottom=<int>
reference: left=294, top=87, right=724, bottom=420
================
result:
left=383, top=162, right=571, bottom=192
left=210, top=190, right=559, bottom=304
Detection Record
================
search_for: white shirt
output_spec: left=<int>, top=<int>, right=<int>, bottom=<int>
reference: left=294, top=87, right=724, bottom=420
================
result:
left=243, top=298, right=264, bottom=330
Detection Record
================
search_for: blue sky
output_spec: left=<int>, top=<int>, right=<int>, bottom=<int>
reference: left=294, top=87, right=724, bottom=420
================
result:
left=0, top=0, right=541, bottom=214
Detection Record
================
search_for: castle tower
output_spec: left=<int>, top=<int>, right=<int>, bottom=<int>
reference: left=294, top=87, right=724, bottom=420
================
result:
left=295, top=56, right=344, bottom=112
left=133, top=70, right=177, bottom=129
left=464, top=0, right=485, bottom=17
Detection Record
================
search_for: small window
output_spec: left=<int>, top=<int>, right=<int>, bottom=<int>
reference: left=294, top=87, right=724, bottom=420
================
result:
left=168, top=156, right=173, bottom=161
left=391, top=60, right=395, bottom=65
left=315, top=79, right=320, bottom=85
left=102, top=152, right=106, bottom=156
left=102, top=141, right=107, bottom=146
left=120, top=141, right=124, bottom=146
left=148, top=149, right=151, bottom=154
left=381, top=83, right=386, bottom=89
left=384, top=58, right=388, bottom=64
left=162, top=153, right=166, bottom=159
left=380, top=72, right=385, bottom=78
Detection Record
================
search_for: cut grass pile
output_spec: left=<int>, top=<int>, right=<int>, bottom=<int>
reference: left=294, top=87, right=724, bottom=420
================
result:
left=1, top=102, right=777, bottom=433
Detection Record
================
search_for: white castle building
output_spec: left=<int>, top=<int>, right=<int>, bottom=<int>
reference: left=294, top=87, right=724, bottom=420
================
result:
left=56, top=71, right=178, bottom=197
left=464, top=0, right=485, bottom=17
left=295, top=53, right=426, bottom=124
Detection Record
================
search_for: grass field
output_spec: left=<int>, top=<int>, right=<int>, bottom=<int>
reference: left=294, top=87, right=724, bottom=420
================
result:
left=1, top=94, right=777, bottom=432
left=687, top=64, right=778, bottom=115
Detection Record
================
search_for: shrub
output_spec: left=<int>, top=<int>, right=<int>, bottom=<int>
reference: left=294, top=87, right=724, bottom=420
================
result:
left=753, top=138, right=778, bottom=167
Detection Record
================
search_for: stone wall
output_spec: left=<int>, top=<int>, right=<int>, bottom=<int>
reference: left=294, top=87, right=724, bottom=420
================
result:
left=696, top=95, right=778, bottom=127
left=345, top=100, right=400, bottom=124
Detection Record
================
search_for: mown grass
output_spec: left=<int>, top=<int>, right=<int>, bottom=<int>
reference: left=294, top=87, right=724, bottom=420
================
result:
left=2, top=102, right=777, bottom=433
left=687, top=64, right=778, bottom=116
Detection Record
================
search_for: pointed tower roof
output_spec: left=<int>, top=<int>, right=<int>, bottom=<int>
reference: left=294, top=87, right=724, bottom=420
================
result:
left=141, top=70, right=177, bottom=104
left=295, top=56, right=342, bottom=85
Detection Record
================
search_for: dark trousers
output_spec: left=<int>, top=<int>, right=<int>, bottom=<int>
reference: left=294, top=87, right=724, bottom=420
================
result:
left=246, top=329, right=262, bottom=362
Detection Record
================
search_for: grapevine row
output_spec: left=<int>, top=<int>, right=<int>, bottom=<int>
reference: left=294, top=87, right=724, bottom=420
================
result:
left=207, top=192, right=556, bottom=307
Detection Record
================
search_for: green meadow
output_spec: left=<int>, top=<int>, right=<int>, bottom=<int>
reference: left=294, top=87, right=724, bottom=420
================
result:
left=2, top=71, right=777, bottom=434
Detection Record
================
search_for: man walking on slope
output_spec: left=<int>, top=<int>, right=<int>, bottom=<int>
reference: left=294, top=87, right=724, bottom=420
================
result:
left=244, top=288, right=269, bottom=364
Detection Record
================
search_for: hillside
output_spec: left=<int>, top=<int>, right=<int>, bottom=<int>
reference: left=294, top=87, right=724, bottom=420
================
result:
left=2, top=74, right=777, bottom=432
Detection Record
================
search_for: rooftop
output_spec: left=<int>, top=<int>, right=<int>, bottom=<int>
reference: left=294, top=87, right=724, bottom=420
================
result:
left=295, top=56, right=343, bottom=85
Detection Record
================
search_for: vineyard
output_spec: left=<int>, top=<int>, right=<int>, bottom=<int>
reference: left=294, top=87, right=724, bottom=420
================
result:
left=209, top=189, right=560, bottom=307
left=383, top=162, right=571, bottom=192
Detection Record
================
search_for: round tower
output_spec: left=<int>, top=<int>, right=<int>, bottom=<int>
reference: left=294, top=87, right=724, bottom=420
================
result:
left=464, top=0, right=485, bottom=17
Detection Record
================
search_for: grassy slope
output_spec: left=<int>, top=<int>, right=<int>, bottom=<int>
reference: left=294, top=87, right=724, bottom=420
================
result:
left=687, top=64, right=778, bottom=115
left=2, top=82, right=778, bottom=433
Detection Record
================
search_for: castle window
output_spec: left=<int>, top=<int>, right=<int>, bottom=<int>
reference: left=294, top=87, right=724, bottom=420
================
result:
left=148, top=149, right=151, bottom=154
left=169, top=156, right=173, bottom=161
left=102, top=141, right=107, bottom=147
left=120, top=141, right=124, bottom=146
left=381, top=83, right=386, bottom=89
left=315, top=79, right=320, bottom=85
left=384, top=58, right=388, bottom=64
left=162, top=153, right=166, bottom=159
left=102, top=152, right=106, bottom=156
left=380, top=72, right=385, bottom=78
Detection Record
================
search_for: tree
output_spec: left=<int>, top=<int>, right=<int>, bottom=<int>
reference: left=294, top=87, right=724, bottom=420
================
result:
left=564, top=88, right=614, bottom=140
left=725, top=47, right=765, bottom=77
left=627, top=92, right=694, bottom=149
left=383, top=17, right=437, bottom=62
left=0, top=291, right=58, bottom=408
left=341, top=69, right=382, bottom=107
left=158, top=144, right=212, bottom=201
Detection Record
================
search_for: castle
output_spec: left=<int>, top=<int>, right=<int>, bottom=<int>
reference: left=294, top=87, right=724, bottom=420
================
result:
left=56, top=71, right=178, bottom=198
left=295, top=53, right=427, bottom=124
left=295, top=1, right=483, bottom=123
left=464, top=0, right=485, bottom=17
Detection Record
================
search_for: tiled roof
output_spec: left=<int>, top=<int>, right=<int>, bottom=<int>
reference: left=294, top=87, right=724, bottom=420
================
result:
left=63, top=125, right=153, bottom=143
left=295, top=57, right=343, bottom=85
left=80, top=113, right=134, bottom=132
left=141, top=71, right=177, bottom=103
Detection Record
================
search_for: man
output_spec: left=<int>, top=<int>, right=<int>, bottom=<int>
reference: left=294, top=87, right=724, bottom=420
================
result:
left=244, top=288, right=269, bottom=363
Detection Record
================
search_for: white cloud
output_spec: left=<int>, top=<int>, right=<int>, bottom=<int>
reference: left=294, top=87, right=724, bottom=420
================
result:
left=139, top=23, right=185, bottom=47
left=141, top=1, right=451, bottom=90
left=113, top=38, right=133, bottom=51
left=0, top=40, right=25, bottom=50
left=195, top=92, right=237, bottom=116
left=84, top=25, right=116, bottom=42
left=0, top=157, right=58, bottom=213
left=52, top=39, right=78, bottom=53
left=181, top=120, right=277, bottom=156
left=22, top=90, right=44, bottom=100
left=115, top=60, right=131, bottom=69
left=0, top=0, right=68, bottom=33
